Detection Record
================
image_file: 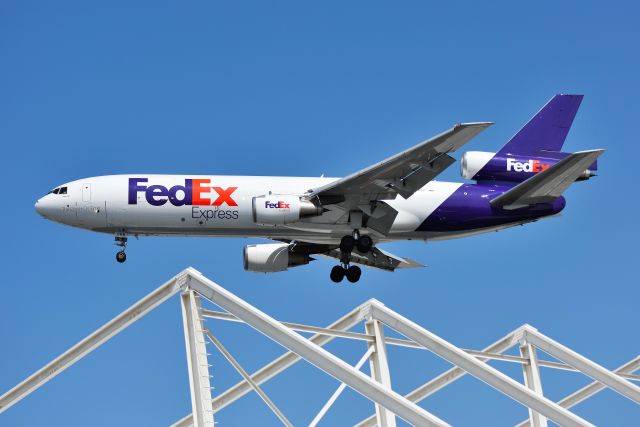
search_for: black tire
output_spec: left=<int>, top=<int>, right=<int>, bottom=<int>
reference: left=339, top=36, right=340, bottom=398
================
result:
left=356, top=235, right=373, bottom=253
left=346, top=265, right=361, bottom=283
left=116, top=251, right=127, bottom=263
left=330, top=265, right=345, bottom=283
left=340, top=235, right=355, bottom=253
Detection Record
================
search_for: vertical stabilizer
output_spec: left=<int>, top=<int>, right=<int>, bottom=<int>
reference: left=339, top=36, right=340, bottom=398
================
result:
left=497, top=94, right=583, bottom=156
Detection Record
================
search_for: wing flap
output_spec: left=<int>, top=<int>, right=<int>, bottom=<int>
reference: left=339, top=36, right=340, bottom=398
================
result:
left=320, top=247, right=424, bottom=272
left=393, top=154, right=456, bottom=198
left=286, top=240, right=423, bottom=272
left=490, top=149, right=605, bottom=210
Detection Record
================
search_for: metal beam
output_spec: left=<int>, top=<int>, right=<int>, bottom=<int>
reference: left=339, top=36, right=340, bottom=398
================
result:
left=309, top=348, right=374, bottom=427
left=523, top=326, right=640, bottom=404
left=354, top=327, right=524, bottom=427
left=2, top=267, right=635, bottom=427
left=515, top=356, right=640, bottom=427
left=201, top=309, right=640, bottom=379
left=171, top=299, right=370, bottom=427
left=0, top=271, right=187, bottom=414
left=519, top=343, right=547, bottom=427
left=180, top=291, right=214, bottom=427
left=186, top=269, right=451, bottom=427
left=202, top=309, right=374, bottom=342
left=366, top=320, right=396, bottom=427
left=204, top=329, right=292, bottom=427
left=368, top=301, right=594, bottom=427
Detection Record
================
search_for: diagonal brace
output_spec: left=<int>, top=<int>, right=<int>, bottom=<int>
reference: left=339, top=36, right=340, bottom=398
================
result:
left=204, top=328, right=292, bottom=427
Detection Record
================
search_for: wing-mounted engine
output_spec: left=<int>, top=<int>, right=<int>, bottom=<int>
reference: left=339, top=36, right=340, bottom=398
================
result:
left=243, top=243, right=312, bottom=272
left=252, top=195, right=323, bottom=225
left=461, top=151, right=597, bottom=183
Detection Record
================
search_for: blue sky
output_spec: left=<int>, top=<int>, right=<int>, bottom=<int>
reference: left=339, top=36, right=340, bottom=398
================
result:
left=1, top=1, right=639, bottom=426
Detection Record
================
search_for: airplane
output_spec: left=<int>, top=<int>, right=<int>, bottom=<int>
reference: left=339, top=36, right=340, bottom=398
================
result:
left=35, top=94, right=603, bottom=283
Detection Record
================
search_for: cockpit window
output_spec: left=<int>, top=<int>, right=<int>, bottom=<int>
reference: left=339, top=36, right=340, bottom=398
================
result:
left=45, top=186, right=67, bottom=196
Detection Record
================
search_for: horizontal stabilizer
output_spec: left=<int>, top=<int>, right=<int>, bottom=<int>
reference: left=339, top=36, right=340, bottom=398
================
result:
left=490, top=149, right=604, bottom=210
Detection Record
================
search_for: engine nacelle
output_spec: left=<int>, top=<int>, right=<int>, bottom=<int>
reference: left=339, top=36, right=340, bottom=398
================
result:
left=252, top=195, right=322, bottom=225
left=460, top=151, right=496, bottom=180
left=243, top=243, right=312, bottom=273
left=461, top=151, right=597, bottom=182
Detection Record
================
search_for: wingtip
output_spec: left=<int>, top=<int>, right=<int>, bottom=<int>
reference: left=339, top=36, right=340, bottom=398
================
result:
left=575, top=148, right=606, bottom=157
left=457, top=121, right=494, bottom=128
left=399, top=258, right=425, bottom=269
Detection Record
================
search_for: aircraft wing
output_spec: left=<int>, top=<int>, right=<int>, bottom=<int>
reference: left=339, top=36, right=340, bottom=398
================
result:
left=320, top=247, right=423, bottom=271
left=286, top=241, right=423, bottom=272
left=490, top=149, right=605, bottom=210
left=306, top=122, right=493, bottom=205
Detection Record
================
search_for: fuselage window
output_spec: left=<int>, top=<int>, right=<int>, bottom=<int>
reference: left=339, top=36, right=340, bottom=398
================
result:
left=59, top=187, right=67, bottom=195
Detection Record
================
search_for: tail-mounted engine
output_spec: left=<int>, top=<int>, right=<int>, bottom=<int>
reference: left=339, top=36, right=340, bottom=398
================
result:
left=252, top=195, right=323, bottom=225
left=243, top=243, right=312, bottom=272
left=461, top=151, right=597, bottom=183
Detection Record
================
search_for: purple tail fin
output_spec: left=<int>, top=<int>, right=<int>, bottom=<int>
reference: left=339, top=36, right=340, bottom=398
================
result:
left=497, top=94, right=583, bottom=156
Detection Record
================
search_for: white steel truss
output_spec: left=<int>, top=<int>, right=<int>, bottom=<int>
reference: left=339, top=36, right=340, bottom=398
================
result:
left=0, top=267, right=638, bottom=426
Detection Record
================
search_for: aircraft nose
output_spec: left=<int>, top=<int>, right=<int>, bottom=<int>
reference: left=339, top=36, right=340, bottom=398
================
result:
left=35, top=198, right=45, bottom=217
left=35, top=197, right=53, bottom=218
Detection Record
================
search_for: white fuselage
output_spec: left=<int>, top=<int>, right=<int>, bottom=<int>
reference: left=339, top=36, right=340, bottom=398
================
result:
left=35, top=174, right=507, bottom=244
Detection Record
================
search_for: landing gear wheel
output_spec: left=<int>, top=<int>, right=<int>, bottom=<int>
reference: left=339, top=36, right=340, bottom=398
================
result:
left=330, top=265, right=345, bottom=283
left=114, top=233, right=128, bottom=263
left=340, top=235, right=355, bottom=253
left=116, top=251, right=127, bottom=263
left=346, top=265, right=361, bottom=283
left=356, top=235, right=373, bottom=253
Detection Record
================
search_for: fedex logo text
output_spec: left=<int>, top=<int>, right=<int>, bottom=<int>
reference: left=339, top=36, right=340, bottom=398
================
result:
left=506, top=158, right=551, bottom=173
left=265, top=201, right=290, bottom=209
left=129, top=178, right=238, bottom=207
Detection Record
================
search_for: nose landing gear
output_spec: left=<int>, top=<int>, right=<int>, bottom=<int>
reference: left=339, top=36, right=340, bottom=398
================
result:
left=115, top=234, right=128, bottom=263
left=116, top=251, right=127, bottom=263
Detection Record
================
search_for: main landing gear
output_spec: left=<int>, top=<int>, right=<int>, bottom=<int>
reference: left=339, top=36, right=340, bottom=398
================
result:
left=330, top=232, right=373, bottom=284
left=115, top=234, right=127, bottom=263
left=330, top=264, right=361, bottom=283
